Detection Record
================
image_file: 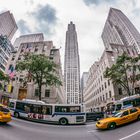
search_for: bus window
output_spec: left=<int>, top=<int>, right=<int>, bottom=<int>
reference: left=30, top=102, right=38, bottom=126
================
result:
left=42, top=106, right=52, bottom=115
left=69, top=106, right=81, bottom=112
left=55, top=106, right=81, bottom=113
left=55, top=106, right=68, bottom=112
left=9, top=102, right=15, bottom=108
left=16, top=102, right=25, bottom=111
left=31, top=105, right=42, bottom=114
left=116, top=104, right=122, bottom=111
left=136, top=98, right=140, bottom=106
left=123, top=100, right=131, bottom=106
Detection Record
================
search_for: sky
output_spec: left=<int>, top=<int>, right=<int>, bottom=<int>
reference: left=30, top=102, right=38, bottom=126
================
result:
left=1, top=0, right=140, bottom=76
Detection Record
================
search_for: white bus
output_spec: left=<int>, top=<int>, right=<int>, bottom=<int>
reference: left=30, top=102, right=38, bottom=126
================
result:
left=110, top=95, right=140, bottom=113
left=9, top=99, right=86, bottom=125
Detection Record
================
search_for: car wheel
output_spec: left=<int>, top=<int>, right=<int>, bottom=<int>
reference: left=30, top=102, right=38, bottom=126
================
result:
left=59, top=118, right=68, bottom=125
left=14, top=112, right=19, bottom=118
left=107, top=122, right=116, bottom=130
left=137, top=115, right=140, bottom=121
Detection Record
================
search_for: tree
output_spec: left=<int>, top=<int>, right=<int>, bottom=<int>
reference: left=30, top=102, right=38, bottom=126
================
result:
left=0, top=70, right=10, bottom=90
left=16, top=54, right=62, bottom=100
left=104, top=53, right=140, bottom=96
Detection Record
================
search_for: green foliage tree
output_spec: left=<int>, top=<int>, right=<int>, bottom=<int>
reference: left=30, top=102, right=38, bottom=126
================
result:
left=0, top=70, right=10, bottom=90
left=16, top=54, right=62, bottom=100
left=104, top=53, right=140, bottom=96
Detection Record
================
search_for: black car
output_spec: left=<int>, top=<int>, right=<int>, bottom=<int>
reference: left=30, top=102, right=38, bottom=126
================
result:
left=86, top=112, right=104, bottom=121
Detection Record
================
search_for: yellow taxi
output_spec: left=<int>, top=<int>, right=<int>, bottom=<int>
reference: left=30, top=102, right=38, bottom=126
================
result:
left=0, top=104, right=11, bottom=123
left=96, top=107, right=140, bottom=129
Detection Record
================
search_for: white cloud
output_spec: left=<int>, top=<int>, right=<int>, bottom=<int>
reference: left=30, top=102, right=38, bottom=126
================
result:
left=1, top=0, right=140, bottom=77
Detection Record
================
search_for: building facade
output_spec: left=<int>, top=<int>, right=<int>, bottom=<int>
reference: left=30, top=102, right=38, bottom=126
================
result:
left=13, top=33, right=44, bottom=51
left=0, top=11, right=18, bottom=41
left=64, top=21, right=80, bottom=104
left=6, top=39, right=65, bottom=104
left=102, top=8, right=140, bottom=53
left=84, top=8, right=140, bottom=112
left=81, top=72, right=89, bottom=103
left=0, top=11, right=17, bottom=105
left=84, top=44, right=138, bottom=112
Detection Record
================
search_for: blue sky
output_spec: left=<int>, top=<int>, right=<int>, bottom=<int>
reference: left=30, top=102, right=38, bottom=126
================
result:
left=0, top=0, right=140, bottom=76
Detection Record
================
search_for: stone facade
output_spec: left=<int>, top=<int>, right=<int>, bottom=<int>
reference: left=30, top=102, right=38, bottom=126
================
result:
left=6, top=40, right=65, bottom=104
left=84, top=7, right=140, bottom=112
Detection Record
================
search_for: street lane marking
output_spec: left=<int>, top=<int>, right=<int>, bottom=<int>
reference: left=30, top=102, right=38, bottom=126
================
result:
left=119, top=130, right=140, bottom=140
left=88, top=130, right=97, bottom=133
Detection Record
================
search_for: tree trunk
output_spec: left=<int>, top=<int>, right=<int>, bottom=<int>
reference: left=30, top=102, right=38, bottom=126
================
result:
left=38, top=84, right=42, bottom=101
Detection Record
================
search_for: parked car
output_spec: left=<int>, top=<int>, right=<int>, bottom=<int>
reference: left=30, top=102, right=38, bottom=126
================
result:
left=0, top=104, right=11, bottom=124
left=86, top=112, right=104, bottom=121
left=96, top=107, right=140, bottom=129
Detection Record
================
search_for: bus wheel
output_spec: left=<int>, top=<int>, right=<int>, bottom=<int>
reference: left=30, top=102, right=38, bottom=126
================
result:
left=59, top=118, right=68, bottom=125
left=107, top=122, right=116, bottom=129
left=14, top=112, right=19, bottom=118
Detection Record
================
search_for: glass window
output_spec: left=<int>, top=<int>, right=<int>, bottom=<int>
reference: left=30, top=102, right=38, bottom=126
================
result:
left=9, top=102, right=15, bottom=108
left=0, top=106, right=10, bottom=113
left=42, top=105, right=52, bottom=115
left=45, top=89, right=50, bottom=97
left=136, top=98, right=140, bottom=106
left=116, top=104, right=122, bottom=111
left=55, top=106, right=81, bottom=113
left=35, top=89, right=39, bottom=96
left=122, top=110, right=129, bottom=116
left=123, top=100, right=131, bottom=106
left=130, top=108, right=138, bottom=114
left=16, top=102, right=25, bottom=111
left=31, top=105, right=42, bottom=114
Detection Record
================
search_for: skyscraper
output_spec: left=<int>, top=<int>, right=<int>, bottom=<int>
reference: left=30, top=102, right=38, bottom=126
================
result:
left=102, top=8, right=140, bottom=53
left=64, top=21, right=80, bottom=104
left=0, top=11, right=18, bottom=40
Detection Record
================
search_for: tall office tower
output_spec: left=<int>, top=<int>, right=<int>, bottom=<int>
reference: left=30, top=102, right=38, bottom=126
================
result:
left=102, top=8, right=140, bottom=53
left=0, top=11, right=17, bottom=72
left=64, top=21, right=80, bottom=104
left=0, top=11, right=18, bottom=40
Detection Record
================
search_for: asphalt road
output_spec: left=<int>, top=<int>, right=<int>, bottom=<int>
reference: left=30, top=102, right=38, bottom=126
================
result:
left=1, top=118, right=140, bottom=140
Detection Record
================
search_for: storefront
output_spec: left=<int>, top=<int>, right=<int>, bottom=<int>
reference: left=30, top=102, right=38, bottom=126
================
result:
left=0, top=92, right=11, bottom=106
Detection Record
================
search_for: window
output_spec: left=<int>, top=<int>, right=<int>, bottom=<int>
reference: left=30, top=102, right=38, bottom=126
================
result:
left=31, top=105, right=42, bottom=114
left=109, top=91, right=111, bottom=98
left=9, top=102, right=15, bottom=108
left=122, top=110, right=129, bottom=116
left=105, top=82, right=107, bottom=88
left=116, top=104, right=122, bottom=111
left=118, top=88, right=122, bottom=95
left=0, top=106, right=10, bottom=113
left=45, top=89, right=50, bottom=97
left=108, top=80, right=110, bottom=86
left=130, top=108, right=138, bottom=114
left=42, top=105, right=52, bottom=115
left=123, top=100, right=131, bottom=106
left=16, top=102, right=25, bottom=111
left=35, top=89, right=39, bottom=96
left=55, top=106, right=81, bottom=113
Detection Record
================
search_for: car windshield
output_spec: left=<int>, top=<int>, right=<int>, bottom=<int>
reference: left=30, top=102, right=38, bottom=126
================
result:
left=113, top=111, right=123, bottom=117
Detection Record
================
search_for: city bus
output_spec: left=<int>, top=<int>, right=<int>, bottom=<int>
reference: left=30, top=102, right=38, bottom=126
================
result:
left=8, top=99, right=86, bottom=125
left=110, top=95, right=140, bottom=114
